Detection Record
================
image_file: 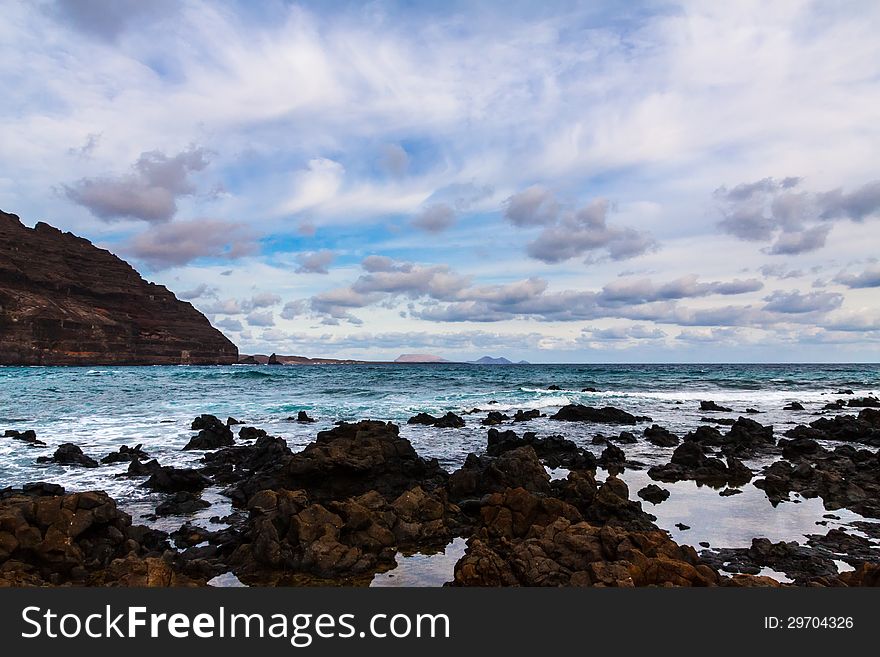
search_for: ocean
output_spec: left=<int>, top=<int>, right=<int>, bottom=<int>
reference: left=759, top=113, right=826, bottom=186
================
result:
left=2, top=363, right=878, bottom=584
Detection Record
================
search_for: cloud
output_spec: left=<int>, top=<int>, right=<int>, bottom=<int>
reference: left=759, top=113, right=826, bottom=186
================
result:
left=245, top=293, right=281, bottom=310
left=380, top=144, right=409, bottom=176
left=361, top=255, right=397, bottom=272
left=412, top=203, right=456, bottom=233
left=295, top=249, right=336, bottom=274
left=834, top=267, right=880, bottom=289
left=177, top=283, right=217, bottom=301
left=283, top=158, right=344, bottom=214
left=246, top=310, right=275, bottom=327
left=762, top=290, right=844, bottom=314
left=581, top=325, right=666, bottom=341
left=125, top=218, right=258, bottom=268
left=817, top=181, right=880, bottom=221
left=280, top=299, right=308, bottom=320
left=510, top=194, right=656, bottom=264
left=65, top=147, right=210, bottom=222
left=503, top=186, right=560, bottom=227
left=715, top=178, right=880, bottom=255
left=767, top=224, right=832, bottom=255
left=214, top=317, right=244, bottom=332
left=51, top=0, right=174, bottom=41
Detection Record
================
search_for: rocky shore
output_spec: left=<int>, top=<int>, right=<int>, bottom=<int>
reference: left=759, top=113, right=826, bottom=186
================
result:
left=2, top=402, right=880, bottom=587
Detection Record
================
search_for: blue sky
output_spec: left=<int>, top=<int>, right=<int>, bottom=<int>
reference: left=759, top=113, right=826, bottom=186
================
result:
left=1, top=0, right=879, bottom=362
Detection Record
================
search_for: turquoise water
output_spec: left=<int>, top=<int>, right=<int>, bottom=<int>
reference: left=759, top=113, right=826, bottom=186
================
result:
left=1, top=363, right=878, bottom=559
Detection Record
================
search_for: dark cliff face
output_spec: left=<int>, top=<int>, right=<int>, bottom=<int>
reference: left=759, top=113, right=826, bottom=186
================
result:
left=0, top=210, right=238, bottom=365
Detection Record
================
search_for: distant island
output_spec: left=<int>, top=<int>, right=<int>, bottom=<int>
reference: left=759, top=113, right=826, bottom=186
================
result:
left=468, top=356, right=531, bottom=365
left=241, top=353, right=531, bottom=365
left=0, top=210, right=238, bottom=366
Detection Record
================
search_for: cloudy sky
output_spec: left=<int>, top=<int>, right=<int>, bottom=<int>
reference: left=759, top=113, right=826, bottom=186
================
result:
left=2, top=0, right=879, bottom=362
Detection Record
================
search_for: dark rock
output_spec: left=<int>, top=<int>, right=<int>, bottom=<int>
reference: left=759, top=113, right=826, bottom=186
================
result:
left=101, top=444, right=149, bottom=464
left=267, top=353, right=281, bottom=365
left=648, top=441, right=752, bottom=486
left=848, top=396, right=880, bottom=408
left=835, top=389, right=854, bottom=395
left=615, top=431, right=637, bottom=444
left=448, top=446, right=550, bottom=501
left=36, top=443, right=99, bottom=468
left=550, top=404, right=650, bottom=425
left=795, top=409, right=880, bottom=446
left=183, top=416, right=234, bottom=450
left=143, top=467, right=211, bottom=493
left=227, top=417, right=243, bottom=425
left=644, top=424, right=679, bottom=447
left=238, top=355, right=258, bottom=364
left=155, top=492, right=211, bottom=516
left=296, top=411, right=316, bottom=423
left=675, top=523, right=690, bottom=531
left=3, top=429, right=45, bottom=446
left=598, top=444, right=627, bottom=468
left=548, top=385, right=562, bottom=390
left=485, top=428, right=596, bottom=470
left=701, top=417, right=736, bottom=425
left=125, top=458, right=163, bottom=476
left=745, top=408, right=760, bottom=414
left=719, top=488, right=742, bottom=496
left=581, top=387, right=598, bottom=392
left=700, top=401, right=732, bottom=412
left=638, top=484, right=670, bottom=504
left=238, top=426, right=268, bottom=441
left=783, top=401, right=805, bottom=411
left=481, top=411, right=510, bottom=426
left=0, top=210, right=238, bottom=366
left=513, top=409, right=542, bottom=422
left=701, top=538, right=840, bottom=583
left=407, top=412, right=465, bottom=428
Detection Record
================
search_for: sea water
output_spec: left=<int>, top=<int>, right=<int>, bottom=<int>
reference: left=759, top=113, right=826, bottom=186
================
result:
left=1, top=362, right=878, bottom=582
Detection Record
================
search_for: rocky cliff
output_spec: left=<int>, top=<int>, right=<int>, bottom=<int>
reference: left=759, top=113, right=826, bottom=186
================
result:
left=0, top=210, right=238, bottom=365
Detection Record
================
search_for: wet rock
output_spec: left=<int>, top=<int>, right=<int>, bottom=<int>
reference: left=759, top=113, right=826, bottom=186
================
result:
left=598, top=444, right=627, bottom=469
left=839, top=563, right=880, bottom=586
left=453, top=516, right=718, bottom=587
left=548, top=385, right=562, bottom=390
left=0, top=488, right=191, bottom=586
left=615, top=431, right=637, bottom=444
left=448, top=446, right=550, bottom=501
left=789, top=409, right=880, bottom=446
left=143, top=467, right=211, bottom=493
left=848, top=396, right=880, bottom=408
left=183, top=416, right=234, bottom=450
left=719, top=488, right=742, bottom=496
left=125, top=458, right=163, bottom=476
left=783, top=401, right=805, bottom=411
left=481, top=411, right=509, bottom=426
left=155, top=492, right=211, bottom=516
left=648, top=441, right=752, bottom=486
left=296, top=411, right=316, bottom=423
left=644, top=424, right=679, bottom=447
left=700, top=538, right=840, bottom=583
left=675, top=523, right=690, bottom=531
left=805, top=528, right=879, bottom=568
left=700, top=401, right=732, bottom=412
left=227, top=417, right=243, bottom=426
left=550, top=404, right=650, bottom=425
left=754, top=442, right=880, bottom=517
left=835, top=389, right=854, bottom=395
left=701, top=417, right=736, bottom=425
left=3, top=429, right=45, bottom=446
left=36, top=443, right=99, bottom=468
left=823, top=400, right=847, bottom=410
left=407, top=412, right=465, bottom=428
left=513, top=409, right=542, bottom=422
left=238, top=426, right=268, bottom=440
left=745, top=408, right=760, bottom=414
left=485, top=428, right=596, bottom=470
left=203, top=435, right=293, bottom=490
left=581, top=387, right=599, bottom=392
left=229, top=421, right=448, bottom=507
left=638, top=484, right=670, bottom=504
left=101, top=444, right=149, bottom=464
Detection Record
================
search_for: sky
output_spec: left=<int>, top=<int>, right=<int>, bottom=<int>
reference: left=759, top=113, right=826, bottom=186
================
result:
left=1, top=0, right=879, bottom=363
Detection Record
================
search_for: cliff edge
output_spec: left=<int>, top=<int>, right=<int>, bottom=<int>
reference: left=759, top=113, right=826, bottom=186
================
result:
left=0, top=210, right=238, bottom=365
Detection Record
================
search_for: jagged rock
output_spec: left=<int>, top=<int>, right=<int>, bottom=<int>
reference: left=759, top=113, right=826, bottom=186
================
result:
left=267, top=353, right=281, bottom=365
left=485, top=428, right=596, bottom=470
left=227, top=417, right=243, bottom=425
left=783, top=401, right=805, bottom=411
left=700, top=538, right=840, bottom=583
left=615, top=431, right=637, bottom=444
left=643, top=424, right=679, bottom=447
left=228, top=421, right=447, bottom=507
left=295, top=411, right=316, bottom=423
left=598, top=444, right=627, bottom=468
left=513, top=409, right=541, bottom=422
left=36, top=443, right=99, bottom=468
left=788, top=409, right=880, bottom=446
left=143, top=467, right=211, bottom=493
left=3, top=429, right=45, bottom=446
left=0, top=210, right=237, bottom=366
left=101, top=444, right=149, bottom=464
left=648, top=441, right=752, bottom=486
left=550, top=404, right=650, bottom=425
left=154, top=492, right=211, bottom=516
left=448, top=446, right=550, bottom=501
left=481, top=411, right=510, bottom=426
left=407, top=412, right=465, bottom=428
left=238, top=426, right=268, bottom=440
left=700, top=401, right=732, bottom=412
left=548, top=385, right=562, bottom=390
left=638, top=484, right=670, bottom=504
left=848, top=396, right=880, bottom=408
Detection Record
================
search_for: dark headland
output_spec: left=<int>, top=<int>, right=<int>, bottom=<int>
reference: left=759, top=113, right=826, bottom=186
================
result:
left=0, top=210, right=237, bottom=365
